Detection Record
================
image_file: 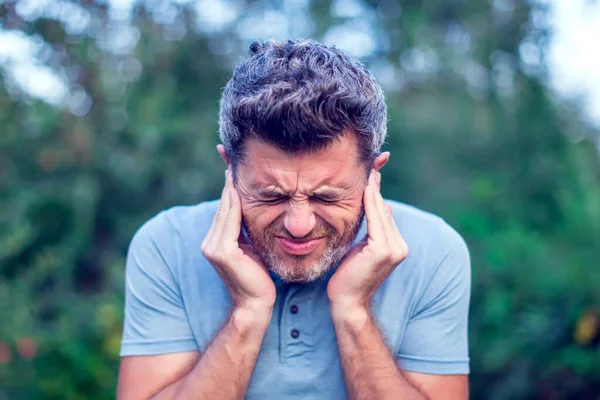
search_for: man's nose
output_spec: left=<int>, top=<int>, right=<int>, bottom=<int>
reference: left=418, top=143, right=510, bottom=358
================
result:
left=283, top=203, right=316, bottom=238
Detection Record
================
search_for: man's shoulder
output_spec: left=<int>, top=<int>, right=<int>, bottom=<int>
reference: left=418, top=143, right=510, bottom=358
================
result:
left=386, top=200, right=444, bottom=227
left=162, top=199, right=220, bottom=229
left=129, top=200, right=220, bottom=253
left=379, top=200, right=470, bottom=330
left=387, top=200, right=464, bottom=244
left=141, top=200, right=219, bottom=233
left=386, top=199, right=469, bottom=276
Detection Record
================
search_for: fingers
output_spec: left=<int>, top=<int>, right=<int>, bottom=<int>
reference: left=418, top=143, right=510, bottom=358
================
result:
left=370, top=170, right=388, bottom=219
left=364, top=169, right=406, bottom=252
left=225, top=166, right=235, bottom=189
left=206, top=169, right=231, bottom=238
left=370, top=170, right=396, bottom=232
left=371, top=171, right=409, bottom=260
left=204, top=168, right=241, bottom=255
left=223, top=170, right=243, bottom=240
left=363, top=170, right=386, bottom=242
left=385, top=203, right=393, bottom=215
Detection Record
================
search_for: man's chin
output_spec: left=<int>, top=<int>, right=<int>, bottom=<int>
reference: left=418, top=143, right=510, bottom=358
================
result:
left=266, top=252, right=333, bottom=283
left=270, top=267, right=328, bottom=283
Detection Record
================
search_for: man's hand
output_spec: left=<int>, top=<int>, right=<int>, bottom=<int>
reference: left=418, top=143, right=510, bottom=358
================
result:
left=201, top=168, right=276, bottom=314
left=119, top=169, right=275, bottom=400
left=327, top=170, right=425, bottom=400
left=327, top=169, right=409, bottom=315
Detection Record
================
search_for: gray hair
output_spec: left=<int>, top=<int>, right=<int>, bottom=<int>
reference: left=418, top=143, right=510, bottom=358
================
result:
left=218, top=38, right=387, bottom=167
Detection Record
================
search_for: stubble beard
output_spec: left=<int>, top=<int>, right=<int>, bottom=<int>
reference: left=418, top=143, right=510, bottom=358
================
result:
left=242, top=208, right=365, bottom=283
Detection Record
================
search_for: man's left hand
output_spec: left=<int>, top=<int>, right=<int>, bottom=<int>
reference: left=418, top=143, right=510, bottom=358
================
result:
left=327, top=169, right=409, bottom=317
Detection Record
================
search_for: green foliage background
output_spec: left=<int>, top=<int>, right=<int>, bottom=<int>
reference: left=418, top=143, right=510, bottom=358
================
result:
left=1, top=0, right=600, bottom=398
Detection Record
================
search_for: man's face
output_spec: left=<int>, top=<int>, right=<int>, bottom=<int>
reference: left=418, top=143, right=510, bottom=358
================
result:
left=234, top=134, right=367, bottom=283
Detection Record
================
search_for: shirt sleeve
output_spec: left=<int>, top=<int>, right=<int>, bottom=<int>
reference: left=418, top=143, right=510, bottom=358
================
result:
left=120, top=211, right=198, bottom=357
left=397, top=222, right=471, bottom=375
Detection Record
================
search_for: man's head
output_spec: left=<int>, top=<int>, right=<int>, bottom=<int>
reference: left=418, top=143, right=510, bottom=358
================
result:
left=217, top=39, right=388, bottom=283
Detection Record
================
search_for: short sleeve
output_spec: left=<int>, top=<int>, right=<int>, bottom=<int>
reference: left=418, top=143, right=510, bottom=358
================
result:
left=397, top=222, right=471, bottom=375
left=120, top=212, right=198, bottom=356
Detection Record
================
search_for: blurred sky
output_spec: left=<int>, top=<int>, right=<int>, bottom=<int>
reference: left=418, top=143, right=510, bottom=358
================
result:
left=0, top=0, right=600, bottom=129
left=546, top=0, right=600, bottom=127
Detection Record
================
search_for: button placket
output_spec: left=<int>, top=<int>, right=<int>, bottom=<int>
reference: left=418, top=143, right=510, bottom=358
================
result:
left=279, top=285, right=301, bottom=363
left=288, top=295, right=301, bottom=341
left=279, top=282, right=321, bottom=362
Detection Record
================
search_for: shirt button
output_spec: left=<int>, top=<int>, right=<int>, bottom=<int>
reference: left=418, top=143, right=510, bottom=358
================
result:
left=290, top=329, right=300, bottom=339
left=290, top=305, right=299, bottom=314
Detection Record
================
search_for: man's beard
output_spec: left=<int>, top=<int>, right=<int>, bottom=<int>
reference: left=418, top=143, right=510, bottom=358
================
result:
left=242, top=207, right=364, bottom=283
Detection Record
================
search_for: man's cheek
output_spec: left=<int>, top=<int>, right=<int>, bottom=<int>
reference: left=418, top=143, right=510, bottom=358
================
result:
left=239, top=198, right=267, bottom=218
left=242, top=204, right=282, bottom=230
left=317, top=208, right=353, bottom=231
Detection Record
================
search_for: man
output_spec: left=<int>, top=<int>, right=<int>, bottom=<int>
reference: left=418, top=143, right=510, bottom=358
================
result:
left=117, top=39, right=470, bottom=400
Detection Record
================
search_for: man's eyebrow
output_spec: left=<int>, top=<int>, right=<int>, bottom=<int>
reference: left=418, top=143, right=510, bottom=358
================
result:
left=255, top=188, right=287, bottom=197
left=253, top=185, right=348, bottom=198
left=312, top=187, right=346, bottom=197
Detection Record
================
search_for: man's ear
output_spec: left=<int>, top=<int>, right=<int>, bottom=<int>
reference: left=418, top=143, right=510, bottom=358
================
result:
left=372, top=151, right=390, bottom=171
left=217, top=144, right=231, bottom=168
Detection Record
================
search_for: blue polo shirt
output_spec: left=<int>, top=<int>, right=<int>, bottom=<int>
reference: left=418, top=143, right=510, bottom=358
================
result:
left=120, top=199, right=471, bottom=399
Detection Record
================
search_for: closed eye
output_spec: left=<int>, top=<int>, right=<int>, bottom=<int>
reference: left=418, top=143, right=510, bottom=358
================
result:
left=260, top=196, right=288, bottom=204
left=312, top=196, right=338, bottom=204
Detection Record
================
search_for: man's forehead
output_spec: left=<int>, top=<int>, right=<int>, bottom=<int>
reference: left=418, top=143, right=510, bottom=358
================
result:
left=242, top=134, right=360, bottom=164
left=235, top=133, right=368, bottom=193
left=246, top=167, right=353, bottom=192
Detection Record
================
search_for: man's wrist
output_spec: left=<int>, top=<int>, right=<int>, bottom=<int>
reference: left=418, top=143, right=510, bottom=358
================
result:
left=330, top=303, right=371, bottom=328
left=231, top=305, right=273, bottom=333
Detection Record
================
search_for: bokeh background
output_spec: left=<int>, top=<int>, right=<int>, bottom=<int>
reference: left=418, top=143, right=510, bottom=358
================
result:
left=1, top=0, right=600, bottom=398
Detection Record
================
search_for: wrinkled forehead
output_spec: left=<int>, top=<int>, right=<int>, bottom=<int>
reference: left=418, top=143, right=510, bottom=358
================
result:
left=236, top=136, right=366, bottom=192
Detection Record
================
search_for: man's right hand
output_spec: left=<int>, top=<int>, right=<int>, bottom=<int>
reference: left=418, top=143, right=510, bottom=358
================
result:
left=201, top=168, right=277, bottom=315
left=119, top=168, right=274, bottom=400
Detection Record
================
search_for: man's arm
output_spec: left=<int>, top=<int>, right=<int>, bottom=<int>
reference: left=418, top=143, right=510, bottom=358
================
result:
left=117, top=306, right=271, bottom=400
left=118, top=169, right=277, bottom=399
left=331, top=306, right=424, bottom=399
left=403, top=371, right=468, bottom=400
left=327, top=169, right=469, bottom=399
left=118, top=352, right=199, bottom=400
left=327, top=169, right=424, bottom=399
left=331, top=305, right=467, bottom=400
